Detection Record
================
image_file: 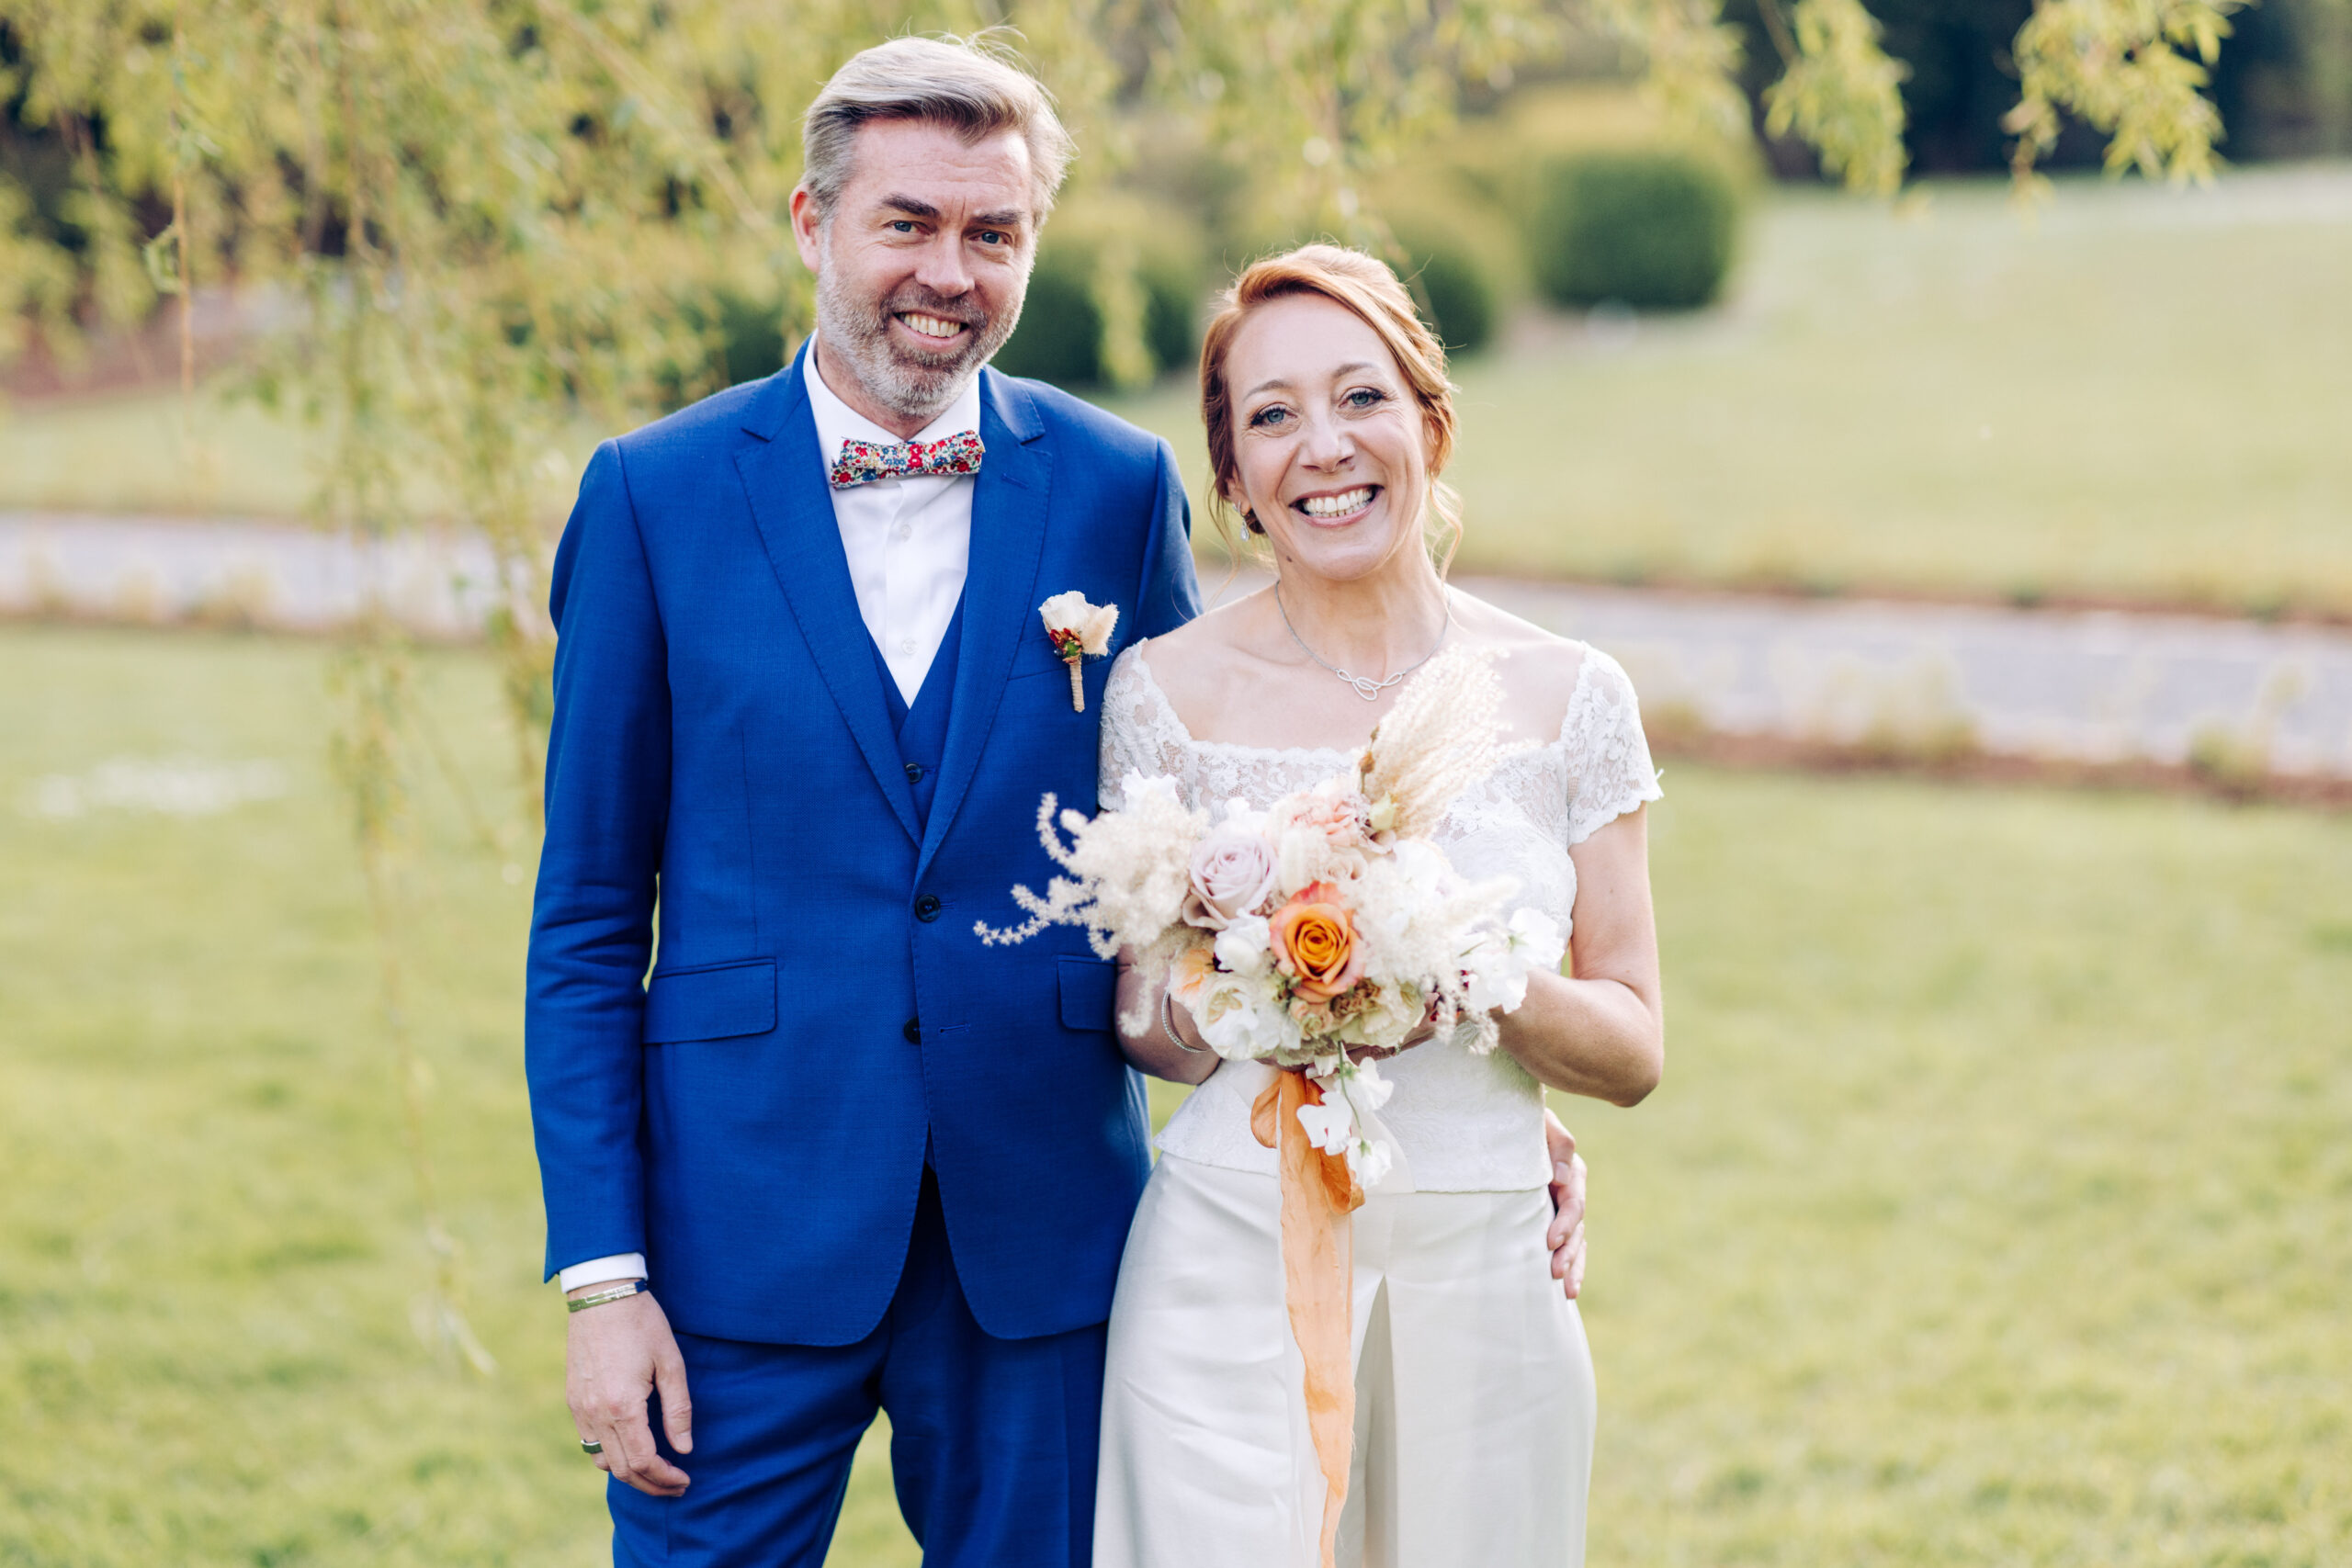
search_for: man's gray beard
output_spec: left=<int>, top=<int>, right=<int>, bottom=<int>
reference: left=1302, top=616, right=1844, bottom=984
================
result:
left=812, top=256, right=1024, bottom=426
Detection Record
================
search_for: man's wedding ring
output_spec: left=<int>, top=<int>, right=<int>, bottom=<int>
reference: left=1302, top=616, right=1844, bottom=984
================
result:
left=580, top=1438, right=604, bottom=1456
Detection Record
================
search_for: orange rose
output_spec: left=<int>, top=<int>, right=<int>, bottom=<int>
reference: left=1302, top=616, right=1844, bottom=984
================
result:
left=1268, top=882, right=1365, bottom=1002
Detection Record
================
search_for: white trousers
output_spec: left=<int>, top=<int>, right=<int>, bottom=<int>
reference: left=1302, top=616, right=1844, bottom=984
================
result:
left=1093, top=1155, right=1596, bottom=1568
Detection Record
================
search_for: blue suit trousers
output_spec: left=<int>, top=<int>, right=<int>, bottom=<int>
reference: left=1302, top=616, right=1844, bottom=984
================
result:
left=610, top=1170, right=1105, bottom=1568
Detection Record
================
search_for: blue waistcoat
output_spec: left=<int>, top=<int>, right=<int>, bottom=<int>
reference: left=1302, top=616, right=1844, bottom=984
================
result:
left=878, top=599, right=965, bottom=831
left=525, top=343, right=1202, bottom=1346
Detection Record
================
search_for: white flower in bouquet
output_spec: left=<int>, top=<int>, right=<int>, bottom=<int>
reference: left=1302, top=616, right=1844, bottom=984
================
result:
left=1295, top=1098, right=1354, bottom=1158
left=1306, top=1056, right=1397, bottom=1185
left=1347, top=843, right=1451, bottom=977
left=1461, top=907, right=1569, bottom=1025
left=1213, top=913, right=1273, bottom=976
left=975, top=770, right=1204, bottom=984
left=1172, top=943, right=1299, bottom=1060
left=1271, top=784, right=1377, bottom=895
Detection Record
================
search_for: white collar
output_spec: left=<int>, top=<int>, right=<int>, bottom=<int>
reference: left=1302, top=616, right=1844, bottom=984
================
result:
left=803, top=337, right=985, bottom=462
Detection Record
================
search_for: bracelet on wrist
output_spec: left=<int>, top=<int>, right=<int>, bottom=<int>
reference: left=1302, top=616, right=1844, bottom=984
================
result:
left=1161, top=988, right=1206, bottom=1055
left=567, top=1279, right=650, bottom=1314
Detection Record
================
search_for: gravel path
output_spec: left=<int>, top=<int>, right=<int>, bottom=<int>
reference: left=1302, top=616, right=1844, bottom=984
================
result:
left=7, top=511, right=2349, bottom=782
left=1459, top=576, right=2352, bottom=780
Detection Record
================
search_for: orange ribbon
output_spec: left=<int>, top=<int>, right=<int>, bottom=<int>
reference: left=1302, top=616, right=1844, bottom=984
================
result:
left=1253, top=1071, right=1365, bottom=1568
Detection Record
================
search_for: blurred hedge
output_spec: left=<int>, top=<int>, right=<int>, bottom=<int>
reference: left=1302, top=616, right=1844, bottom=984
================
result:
left=1406, top=239, right=1497, bottom=353
left=992, top=200, right=1206, bottom=389
left=1527, top=151, right=1741, bottom=311
left=654, top=288, right=787, bottom=407
left=1389, top=197, right=1519, bottom=355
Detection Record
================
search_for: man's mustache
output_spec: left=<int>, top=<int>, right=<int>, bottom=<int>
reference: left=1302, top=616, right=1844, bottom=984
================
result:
left=876, top=289, right=987, bottom=331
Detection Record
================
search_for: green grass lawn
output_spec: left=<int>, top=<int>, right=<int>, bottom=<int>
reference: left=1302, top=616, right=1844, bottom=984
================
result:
left=3, top=626, right=2348, bottom=1564
left=9, top=169, right=2347, bottom=616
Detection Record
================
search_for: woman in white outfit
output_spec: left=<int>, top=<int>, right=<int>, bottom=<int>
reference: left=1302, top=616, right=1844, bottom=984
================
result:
left=1091, top=244, right=1668, bottom=1568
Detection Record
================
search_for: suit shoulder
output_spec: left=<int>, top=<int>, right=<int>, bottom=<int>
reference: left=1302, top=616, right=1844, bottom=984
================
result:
left=1002, top=375, right=1172, bottom=477
left=610, top=375, right=775, bottom=464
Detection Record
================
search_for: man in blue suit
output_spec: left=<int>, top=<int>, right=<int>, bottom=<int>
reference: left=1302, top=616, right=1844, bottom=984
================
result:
left=527, top=34, right=1587, bottom=1567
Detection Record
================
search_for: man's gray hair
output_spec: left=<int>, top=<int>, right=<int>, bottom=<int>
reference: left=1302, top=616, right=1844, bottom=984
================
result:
left=801, top=33, right=1076, bottom=220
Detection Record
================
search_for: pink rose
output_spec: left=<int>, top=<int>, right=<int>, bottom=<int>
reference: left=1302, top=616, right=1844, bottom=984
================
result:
left=1182, top=827, right=1280, bottom=930
left=1278, top=791, right=1371, bottom=851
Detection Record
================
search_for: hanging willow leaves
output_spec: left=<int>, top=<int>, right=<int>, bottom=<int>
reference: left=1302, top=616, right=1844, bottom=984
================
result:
left=2006, top=0, right=2252, bottom=186
left=1761, top=0, right=1912, bottom=195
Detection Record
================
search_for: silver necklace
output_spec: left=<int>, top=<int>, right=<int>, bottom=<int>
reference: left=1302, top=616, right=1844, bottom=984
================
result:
left=1274, top=582, right=1453, bottom=702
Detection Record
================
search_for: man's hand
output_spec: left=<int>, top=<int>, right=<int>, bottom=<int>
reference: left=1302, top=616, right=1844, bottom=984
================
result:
left=1544, top=1111, right=1588, bottom=1301
left=567, top=1286, right=694, bottom=1496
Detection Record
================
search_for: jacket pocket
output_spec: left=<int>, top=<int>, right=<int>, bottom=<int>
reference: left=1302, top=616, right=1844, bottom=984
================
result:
left=642, top=959, right=776, bottom=1044
left=1057, top=954, right=1120, bottom=1033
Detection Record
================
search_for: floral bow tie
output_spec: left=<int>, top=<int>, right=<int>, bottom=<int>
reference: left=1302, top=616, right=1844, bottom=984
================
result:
left=829, top=430, right=985, bottom=490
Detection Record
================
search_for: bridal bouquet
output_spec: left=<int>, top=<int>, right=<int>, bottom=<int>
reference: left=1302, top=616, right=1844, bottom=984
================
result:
left=977, top=646, right=1565, bottom=1186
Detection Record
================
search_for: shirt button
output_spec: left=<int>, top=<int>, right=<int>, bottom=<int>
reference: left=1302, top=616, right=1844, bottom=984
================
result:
left=891, top=523, right=912, bottom=542
left=914, top=894, right=943, bottom=923
left=902, top=1017, right=922, bottom=1044
left=899, top=638, right=916, bottom=656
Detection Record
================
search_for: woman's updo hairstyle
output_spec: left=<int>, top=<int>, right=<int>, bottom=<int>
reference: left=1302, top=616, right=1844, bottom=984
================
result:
left=1197, top=243, right=1464, bottom=573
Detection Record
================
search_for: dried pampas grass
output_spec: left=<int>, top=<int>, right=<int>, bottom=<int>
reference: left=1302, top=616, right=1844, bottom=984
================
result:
left=1362, top=645, right=1525, bottom=840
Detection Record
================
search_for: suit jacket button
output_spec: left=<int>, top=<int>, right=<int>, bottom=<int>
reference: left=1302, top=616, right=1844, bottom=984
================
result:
left=902, top=1018, right=921, bottom=1044
left=914, top=894, right=943, bottom=922
left=904, top=761, right=924, bottom=784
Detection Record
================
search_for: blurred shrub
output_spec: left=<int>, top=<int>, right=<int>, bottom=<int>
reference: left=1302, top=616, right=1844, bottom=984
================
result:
left=1436, top=84, right=1758, bottom=215
left=1404, top=238, right=1497, bottom=353
left=992, top=243, right=1104, bottom=387
left=994, top=200, right=1205, bottom=389
left=1528, top=151, right=1741, bottom=311
left=1142, top=249, right=1202, bottom=375
left=709, top=291, right=790, bottom=387
left=650, top=288, right=789, bottom=408
left=1388, top=197, right=1518, bottom=355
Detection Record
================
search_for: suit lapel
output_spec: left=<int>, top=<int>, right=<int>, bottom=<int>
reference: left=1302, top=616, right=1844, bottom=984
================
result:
left=734, top=345, right=922, bottom=847
left=918, top=368, right=1051, bottom=877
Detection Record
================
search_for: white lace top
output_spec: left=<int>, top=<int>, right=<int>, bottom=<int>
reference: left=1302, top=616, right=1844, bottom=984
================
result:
left=1100, top=639, right=1663, bottom=1192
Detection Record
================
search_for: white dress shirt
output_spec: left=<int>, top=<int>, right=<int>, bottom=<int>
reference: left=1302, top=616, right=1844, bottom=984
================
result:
left=807, top=342, right=979, bottom=705
left=558, top=344, right=981, bottom=1294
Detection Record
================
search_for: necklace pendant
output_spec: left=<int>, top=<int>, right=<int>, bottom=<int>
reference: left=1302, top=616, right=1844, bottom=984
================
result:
left=1273, top=581, right=1453, bottom=705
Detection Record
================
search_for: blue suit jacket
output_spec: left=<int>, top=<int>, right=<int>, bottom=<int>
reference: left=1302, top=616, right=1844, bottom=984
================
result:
left=526, top=344, right=1201, bottom=1345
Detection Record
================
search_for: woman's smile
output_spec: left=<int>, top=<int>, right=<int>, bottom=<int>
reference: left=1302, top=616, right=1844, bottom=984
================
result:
left=1293, top=485, right=1381, bottom=525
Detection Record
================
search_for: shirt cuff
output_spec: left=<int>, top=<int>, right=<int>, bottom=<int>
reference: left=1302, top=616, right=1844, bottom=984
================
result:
left=559, top=1253, right=648, bottom=1292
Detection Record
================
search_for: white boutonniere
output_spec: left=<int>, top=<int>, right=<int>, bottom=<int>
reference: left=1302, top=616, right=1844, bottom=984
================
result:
left=1039, top=591, right=1119, bottom=712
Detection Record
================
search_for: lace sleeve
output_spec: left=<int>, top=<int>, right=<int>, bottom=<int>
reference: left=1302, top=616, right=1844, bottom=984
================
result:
left=1098, top=645, right=1195, bottom=809
left=1562, top=646, right=1663, bottom=845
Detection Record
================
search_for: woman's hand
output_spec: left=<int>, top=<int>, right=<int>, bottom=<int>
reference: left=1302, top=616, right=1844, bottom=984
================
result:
left=1544, top=1111, right=1588, bottom=1301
